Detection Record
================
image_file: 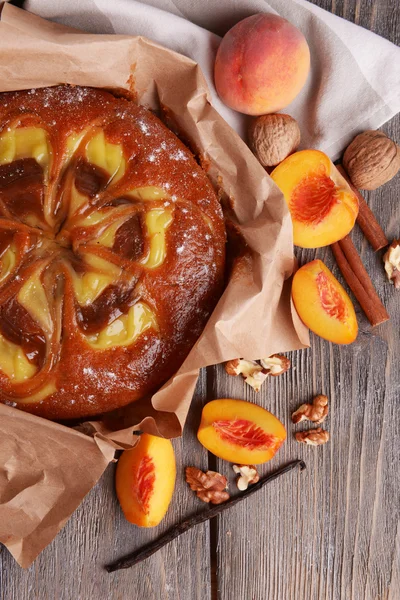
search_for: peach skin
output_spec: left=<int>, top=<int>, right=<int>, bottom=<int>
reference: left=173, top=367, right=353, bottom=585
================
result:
left=197, top=399, right=286, bottom=464
left=116, top=433, right=176, bottom=527
left=271, top=149, right=359, bottom=248
left=214, top=13, right=310, bottom=115
left=292, top=260, right=358, bottom=344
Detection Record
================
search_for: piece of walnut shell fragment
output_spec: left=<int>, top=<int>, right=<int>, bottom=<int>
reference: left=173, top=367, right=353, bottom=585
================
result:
left=292, top=395, right=329, bottom=425
left=185, top=467, right=229, bottom=505
left=383, top=240, right=400, bottom=289
left=224, top=354, right=290, bottom=392
left=233, top=465, right=260, bottom=491
left=295, top=428, right=330, bottom=446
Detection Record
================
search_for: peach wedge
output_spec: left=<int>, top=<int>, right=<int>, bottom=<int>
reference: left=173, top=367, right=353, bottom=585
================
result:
left=271, top=149, right=359, bottom=248
left=292, top=260, right=358, bottom=344
left=116, top=433, right=176, bottom=527
left=197, top=399, right=286, bottom=464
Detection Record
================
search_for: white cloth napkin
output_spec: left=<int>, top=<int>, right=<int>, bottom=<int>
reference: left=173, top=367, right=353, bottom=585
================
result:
left=24, top=0, right=400, bottom=160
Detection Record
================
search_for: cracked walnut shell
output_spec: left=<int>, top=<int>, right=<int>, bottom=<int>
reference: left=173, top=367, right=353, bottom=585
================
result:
left=343, top=130, right=400, bottom=190
left=185, top=467, right=229, bottom=504
left=248, top=114, right=300, bottom=168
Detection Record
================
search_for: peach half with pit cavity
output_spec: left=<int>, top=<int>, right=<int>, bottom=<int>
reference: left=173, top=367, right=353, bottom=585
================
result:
left=271, top=150, right=359, bottom=248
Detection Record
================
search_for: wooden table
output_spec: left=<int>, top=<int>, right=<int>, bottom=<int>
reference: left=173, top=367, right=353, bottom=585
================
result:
left=1, top=1, right=399, bottom=598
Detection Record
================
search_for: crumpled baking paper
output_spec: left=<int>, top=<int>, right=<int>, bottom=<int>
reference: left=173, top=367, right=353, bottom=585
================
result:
left=0, top=3, right=308, bottom=567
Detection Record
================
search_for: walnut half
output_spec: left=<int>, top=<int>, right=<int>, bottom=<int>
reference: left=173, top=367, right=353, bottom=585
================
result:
left=260, top=354, right=291, bottom=376
left=185, top=467, right=229, bottom=505
left=232, top=464, right=260, bottom=491
left=224, top=358, right=268, bottom=392
left=383, top=240, right=400, bottom=289
left=225, top=354, right=290, bottom=392
left=292, top=394, right=329, bottom=424
left=295, top=428, right=330, bottom=446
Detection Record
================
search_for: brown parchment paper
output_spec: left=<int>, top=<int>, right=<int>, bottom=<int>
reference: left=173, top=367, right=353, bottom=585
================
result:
left=0, top=3, right=309, bottom=568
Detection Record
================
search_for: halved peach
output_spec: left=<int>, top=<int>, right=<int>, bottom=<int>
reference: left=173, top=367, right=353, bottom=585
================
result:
left=271, top=150, right=359, bottom=248
left=116, top=433, right=176, bottom=527
left=197, top=399, right=286, bottom=464
left=292, top=259, right=358, bottom=344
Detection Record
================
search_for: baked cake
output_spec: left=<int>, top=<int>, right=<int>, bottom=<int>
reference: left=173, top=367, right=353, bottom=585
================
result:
left=0, top=86, right=225, bottom=420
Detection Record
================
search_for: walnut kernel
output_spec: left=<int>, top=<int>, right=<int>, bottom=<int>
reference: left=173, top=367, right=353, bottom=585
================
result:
left=383, top=240, right=400, bottom=289
left=233, top=464, right=260, bottom=491
left=292, top=394, right=329, bottom=424
left=185, top=467, right=229, bottom=504
left=224, top=358, right=268, bottom=392
left=295, top=428, right=330, bottom=446
left=260, top=354, right=291, bottom=376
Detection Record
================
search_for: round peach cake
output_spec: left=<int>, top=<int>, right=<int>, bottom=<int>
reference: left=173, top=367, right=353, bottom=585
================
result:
left=0, top=86, right=225, bottom=420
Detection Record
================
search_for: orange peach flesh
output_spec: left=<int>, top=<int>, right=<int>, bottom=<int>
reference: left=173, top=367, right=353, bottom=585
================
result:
left=292, top=259, right=358, bottom=344
left=214, top=13, right=310, bottom=115
left=271, top=150, right=359, bottom=248
left=116, top=433, right=176, bottom=527
left=197, top=399, right=286, bottom=464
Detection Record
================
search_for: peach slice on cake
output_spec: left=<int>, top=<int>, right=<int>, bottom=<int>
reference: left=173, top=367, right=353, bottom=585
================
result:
left=292, top=259, right=358, bottom=344
left=271, top=150, right=359, bottom=248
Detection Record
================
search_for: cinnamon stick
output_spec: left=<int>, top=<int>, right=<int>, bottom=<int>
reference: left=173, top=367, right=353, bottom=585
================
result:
left=331, top=236, right=389, bottom=326
left=105, top=459, right=306, bottom=572
left=337, top=164, right=388, bottom=251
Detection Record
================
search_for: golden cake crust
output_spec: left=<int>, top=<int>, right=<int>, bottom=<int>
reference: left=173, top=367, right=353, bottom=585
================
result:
left=0, top=85, right=225, bottom=420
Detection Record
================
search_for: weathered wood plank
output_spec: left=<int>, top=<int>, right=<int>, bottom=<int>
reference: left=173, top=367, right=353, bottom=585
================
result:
left=214, top=222, right=399, bottom=599
left=0, top=372, right=212, bottom=600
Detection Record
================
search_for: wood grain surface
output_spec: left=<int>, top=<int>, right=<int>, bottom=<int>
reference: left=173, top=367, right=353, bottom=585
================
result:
left=1, top=1, right=399, bottom=599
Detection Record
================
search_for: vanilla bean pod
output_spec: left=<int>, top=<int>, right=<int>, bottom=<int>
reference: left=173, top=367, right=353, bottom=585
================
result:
left=105, top=459, right=306, bottom=572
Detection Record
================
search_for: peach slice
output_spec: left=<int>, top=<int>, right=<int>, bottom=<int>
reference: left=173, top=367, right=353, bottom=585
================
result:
left=116, top=433, right=176, bottom=527
left=197, top=399, right=286, bottom=464
left=271, top=150, right=359, bottom=248
left=292, top=259, right=358, bottom=344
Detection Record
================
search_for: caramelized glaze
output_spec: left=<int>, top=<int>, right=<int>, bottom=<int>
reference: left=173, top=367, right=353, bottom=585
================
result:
left=0, top=85, right=225, bottom=419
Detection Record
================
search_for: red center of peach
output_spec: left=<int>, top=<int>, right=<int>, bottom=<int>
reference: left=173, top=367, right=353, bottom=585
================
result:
left=316, top=271, right=348, bottom=322
left=290, top=169, right=339, bottom=226
left=212, top=419, right=279, bottom=450
left=134, top=455, right=156, bottom=515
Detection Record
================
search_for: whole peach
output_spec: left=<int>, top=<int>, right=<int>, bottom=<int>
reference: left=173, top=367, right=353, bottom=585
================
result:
left=214, top=13, right=310, bottom=115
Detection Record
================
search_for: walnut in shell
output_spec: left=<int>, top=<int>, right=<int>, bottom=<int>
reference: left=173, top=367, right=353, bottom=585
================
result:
left=343, top=130, right=400, bottom=190
left=248, top=114, right=300, bottom=167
